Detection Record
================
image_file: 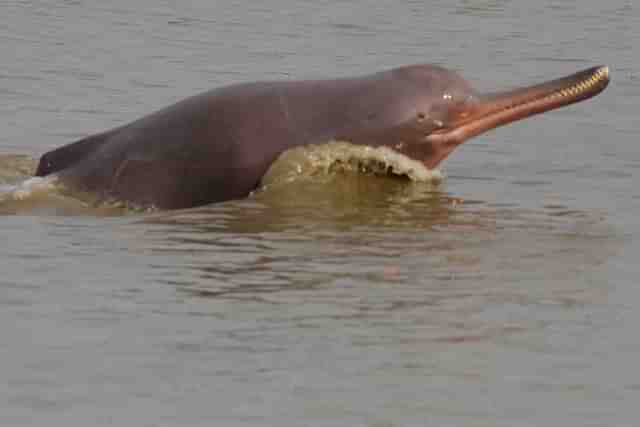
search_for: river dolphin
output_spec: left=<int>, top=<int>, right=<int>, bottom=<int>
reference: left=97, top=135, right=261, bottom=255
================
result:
left=34, top=64, right=610, bottom=209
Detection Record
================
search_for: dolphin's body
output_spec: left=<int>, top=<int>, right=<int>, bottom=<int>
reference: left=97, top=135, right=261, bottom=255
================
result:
left=35, top=64, right=610, bottom=209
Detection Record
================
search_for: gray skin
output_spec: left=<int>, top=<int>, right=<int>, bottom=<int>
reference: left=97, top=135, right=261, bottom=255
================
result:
left=34, top=64, right=609, bottom=209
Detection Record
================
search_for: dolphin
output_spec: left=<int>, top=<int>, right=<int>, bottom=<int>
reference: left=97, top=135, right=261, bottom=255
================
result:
left=34, top=64, right=610, bottom=209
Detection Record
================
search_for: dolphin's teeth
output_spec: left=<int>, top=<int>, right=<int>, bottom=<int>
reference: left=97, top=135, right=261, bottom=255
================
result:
left=553, top=67, right=608, bottom=100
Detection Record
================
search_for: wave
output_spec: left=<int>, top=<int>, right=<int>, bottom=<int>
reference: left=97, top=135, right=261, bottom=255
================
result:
left=0, top=142, right=445, bottom=215
left=261, top=140, right=443, bottom=188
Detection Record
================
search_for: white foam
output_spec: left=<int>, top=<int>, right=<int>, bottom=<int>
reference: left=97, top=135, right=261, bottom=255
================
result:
left=3, top=175, right=59, bottom=201
left=261, top=140, right=443, bottom=187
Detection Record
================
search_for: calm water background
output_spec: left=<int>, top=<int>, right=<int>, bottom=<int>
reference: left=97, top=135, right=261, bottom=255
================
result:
left=1, top=0, right=638, bottom=425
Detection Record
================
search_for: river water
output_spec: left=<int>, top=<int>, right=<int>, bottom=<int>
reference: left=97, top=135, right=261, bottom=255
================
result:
left=1, top=1, right=638, bottom=425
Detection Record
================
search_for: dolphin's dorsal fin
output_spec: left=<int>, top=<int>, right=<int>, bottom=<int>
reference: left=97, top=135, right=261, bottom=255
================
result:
left=35, top=131, right=114, bottom=176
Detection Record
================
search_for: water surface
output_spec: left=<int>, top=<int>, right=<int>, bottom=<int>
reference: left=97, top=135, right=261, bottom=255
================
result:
left=1, top=1, right=638, bottom=426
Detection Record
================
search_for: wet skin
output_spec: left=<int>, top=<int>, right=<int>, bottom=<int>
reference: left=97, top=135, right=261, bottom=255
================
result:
left=34, top=64, right=610, bottom=209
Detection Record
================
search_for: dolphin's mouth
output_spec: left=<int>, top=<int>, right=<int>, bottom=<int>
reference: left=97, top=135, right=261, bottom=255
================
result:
left=427, top=65, right=610, bottom=146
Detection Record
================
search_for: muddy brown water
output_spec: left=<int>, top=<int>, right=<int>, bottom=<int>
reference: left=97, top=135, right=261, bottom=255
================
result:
left=1, top=1, right=638, bottom=425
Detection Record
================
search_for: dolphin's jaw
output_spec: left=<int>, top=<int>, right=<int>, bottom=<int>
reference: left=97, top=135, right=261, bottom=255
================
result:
left=422, top=66, right=610, bottom=166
